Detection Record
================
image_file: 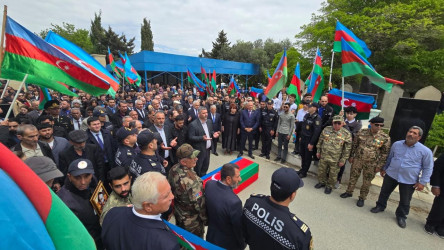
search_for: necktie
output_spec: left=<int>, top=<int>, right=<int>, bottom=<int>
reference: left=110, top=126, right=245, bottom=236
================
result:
left=77, top=120, right=81, bottom=130
left=195, top=109, right=198, bottom=117
left=249, top=111, right=251, bottom=117
left=95, top=133, right=104, bottom=150
left=212, top=114, right=215, bottom=123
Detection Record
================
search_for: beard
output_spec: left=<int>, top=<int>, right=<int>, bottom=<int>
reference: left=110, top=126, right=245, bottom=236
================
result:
left=117, top=190, right=130, bottom=198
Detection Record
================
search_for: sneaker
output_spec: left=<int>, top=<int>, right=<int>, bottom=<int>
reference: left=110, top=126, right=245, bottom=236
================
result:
left=424, top=224, right=435, bottom=235
left=334, top=181, right=340, bottom=189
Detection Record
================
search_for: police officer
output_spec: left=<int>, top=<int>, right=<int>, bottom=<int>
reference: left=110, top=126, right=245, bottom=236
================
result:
left=297, top=103, right=322, bottom=178
left=243, top=167, right=313, bottom=250
left=129, top=130, right=167, bottom=181
left=114, top=127, right=138, bottom=170
left=259, top=100, right=278, bottom=159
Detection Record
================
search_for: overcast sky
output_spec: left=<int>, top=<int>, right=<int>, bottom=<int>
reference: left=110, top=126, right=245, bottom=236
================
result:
left=2, top=0, right=325, bottom=56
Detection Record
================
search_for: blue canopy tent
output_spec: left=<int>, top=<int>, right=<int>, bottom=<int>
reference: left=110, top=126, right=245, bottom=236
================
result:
left=108, top=50, right=260, bottom=92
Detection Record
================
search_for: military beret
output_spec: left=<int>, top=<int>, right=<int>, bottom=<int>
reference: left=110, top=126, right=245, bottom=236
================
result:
left=44, top=100, right=60, bottom=110
left=369, top=116, right=384, bottom=123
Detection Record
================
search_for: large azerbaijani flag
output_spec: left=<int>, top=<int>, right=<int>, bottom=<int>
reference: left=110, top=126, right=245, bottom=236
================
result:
left=45, top=31, right=119, bottom=97
left=1, top=16, right=109, bottom=96
left=123, top=52, right=142, bottom=87
left=333, top=20, right=372, bottom=59
left=265, top=50, right=287, bottom=99
left=287, top=62, right=303, bottom=105
left=187, top=67, right=206, bottom=96
left=250, top=87, right=263, bottom=99
left=0, top=143, right=95, bottom=249
left=328, top=88, right=375, bottom=120
left=306, top=48, right=324, bottom=102
left=227, top=75, right=241, bottom=97
left=341, top=38, right=403, bottom=93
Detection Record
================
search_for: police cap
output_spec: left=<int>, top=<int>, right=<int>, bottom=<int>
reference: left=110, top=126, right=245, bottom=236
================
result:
left=271, top=167, right=304, bottom=194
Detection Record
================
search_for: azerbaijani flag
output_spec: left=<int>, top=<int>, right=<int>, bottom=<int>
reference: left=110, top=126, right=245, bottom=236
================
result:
left=210, top=70, right=217, bottom=93
left=287, top=62, right=303, bottom=105
left=328, top=88, right=375, bottom=120
left=306, top=48, right=325, bottom=102
left=227, top=75, right=240, bottom=97
left=165, top=221, right=224, bottom=250
left=123, top=52, right=142, bottom=87
left=333, top=20, right=372, bottom=59
left=0, top=143, right=96, bottom=249
left=341, top=38, right=403, bottom=93
left=265, top=50, right=287, bottom=99
left=250, top=87, right=263, bottom=99
left=1, top=16, right=109, bottom=97
left=107, top=48, right=123, bottom=79
left=187, top=68, right=206, bottom=96
left=38, top=87, right=52, bottom=110
left=201, top=66, right=212, bottom=94
left=45, top=31, right=119, bottom=97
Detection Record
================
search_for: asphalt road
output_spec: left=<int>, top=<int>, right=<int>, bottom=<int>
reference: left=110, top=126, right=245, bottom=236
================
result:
left=207, top=148, right=443, bottom=250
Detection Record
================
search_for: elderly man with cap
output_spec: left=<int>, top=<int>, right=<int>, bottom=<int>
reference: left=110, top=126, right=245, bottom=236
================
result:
left=129, top=130, right=167, bottom=180
left=59, top=130, right=105, bottom=183
left=168, top=144, right=207, bottom=238
left=259, top=99, right=278, bottom=160
left=58, top=158, right=102, bottom=249
left=314, top=115, right=352, bottom=194
left=243, top=167, right=313, bottom=249
left=114, top=127, right=138, bottom=170
left=43, top=100, right=73, bottom=133
left=24, top=156, right=63, bottom=190
left=296, top=102, right=322, bottom=178
left=102, top=172, right=178, bottom=250
left=340, top=116, right=391, bottom=207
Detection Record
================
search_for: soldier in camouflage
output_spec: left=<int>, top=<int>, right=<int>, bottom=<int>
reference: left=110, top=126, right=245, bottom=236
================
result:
left=340, top=116, right=391, bottom=207
left=315, top=115, right=352, bottom=194
left=100, top=167, right=132, bottom=225
left=168, top=144, right=207, bottom=237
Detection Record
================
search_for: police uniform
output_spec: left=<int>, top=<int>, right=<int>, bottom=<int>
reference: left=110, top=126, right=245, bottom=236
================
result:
left=54, top=115, right=74, bottom=133
left=129, top=152, right=165, bottom=180
left=242, top=168, right=313, bottom=250
left=260, top=102, right=278, bottom=158
left=115, top=145, right=137, bottom=170
left=297, top=107, right=322, bottom=177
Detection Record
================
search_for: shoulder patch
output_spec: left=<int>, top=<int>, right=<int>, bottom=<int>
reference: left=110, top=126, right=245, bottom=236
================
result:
left=250, top=193, right=265, bottom=197
left=315, top=121, right=320, bottom=126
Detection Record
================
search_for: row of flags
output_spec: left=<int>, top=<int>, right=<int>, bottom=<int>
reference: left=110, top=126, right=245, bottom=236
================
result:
left=264, top=20, right=404, bottom=119
left=108, top=49, right=142, bottom=87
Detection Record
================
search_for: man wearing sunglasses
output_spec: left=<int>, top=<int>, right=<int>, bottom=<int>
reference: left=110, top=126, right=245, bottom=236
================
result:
left=340, top=116, right=391, bottom=208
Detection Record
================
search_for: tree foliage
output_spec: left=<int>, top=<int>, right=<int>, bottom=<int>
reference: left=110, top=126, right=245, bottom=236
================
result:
left=141, top=18, right=154, bottom=51
left=296, top=0, right=444, bottom=94
left=425, top=113, right=444, bottom=155
left=90, top=11, right=106, bottom=54
left=39, top=23, right=94, bottom=53
left=200, top=30, right=231, bottom=60
left=270, top=48, right=312, bottom=87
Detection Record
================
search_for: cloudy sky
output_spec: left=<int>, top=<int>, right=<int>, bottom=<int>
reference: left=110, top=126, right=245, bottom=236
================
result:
left=2, top=0, right=325, bottom=56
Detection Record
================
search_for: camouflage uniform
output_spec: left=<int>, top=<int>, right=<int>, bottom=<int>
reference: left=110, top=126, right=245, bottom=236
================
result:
left=168, top=163, right=207, bottom=237
left=345, top=128, right=391, bottom=200
left=316, top=126, right=352, bottom=188
left=99, top=191, right=132, bottom=225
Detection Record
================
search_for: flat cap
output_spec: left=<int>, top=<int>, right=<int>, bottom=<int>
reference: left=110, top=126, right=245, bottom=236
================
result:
left=69, top=130, right=88, bottom=143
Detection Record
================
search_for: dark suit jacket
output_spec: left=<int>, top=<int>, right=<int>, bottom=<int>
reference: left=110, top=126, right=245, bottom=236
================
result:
left=187, top=108, right=199, bottom=122
left=58, top=144, right=104, bottom=182
left=86, top=128, right=116, bottom=168
left=105, top=106, right=117, bottom=116
left=205, top=180, right=245, bottom=249
left=149, top=124, right=174, bottom=161
left=209, top=112, right=221, bottom=132
left=431, top=154, right=444, bottom=192
left=134, top=108, right=148, bottom=121
left=110, top=111, right=129, bottom=129
left=240, top=109, right=260, bottom=131
left=187, top=118, right=214, bottom=153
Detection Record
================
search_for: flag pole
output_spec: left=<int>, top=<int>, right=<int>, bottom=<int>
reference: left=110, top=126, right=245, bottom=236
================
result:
left=0, top=5, right=8, bottom=78
left=0, top=79, right=9, bottom=99
left=341, top=77, right=345, bottom=112
left=328, top=50, right=334, bottom=90
left=5, top=74, right=27, bottom=119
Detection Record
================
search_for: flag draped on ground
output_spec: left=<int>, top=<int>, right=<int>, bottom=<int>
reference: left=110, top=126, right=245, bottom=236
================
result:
left=265, top=50, right=287, bottom=99
left=306, top=49, right=324, bottom=102
left=341, top=38, right=403, bottom=93
left=0, top=143, right=95, bottom=250
left=333, top=20, right=372, bottom=59
left=0, top=16, right=109, bottom=96
left=187, top=68, right=206, bottom=96
left=45, top=31, right=119, bottom=97
left=328, top=88, right=375, bottom=120
left=287, top=62, right=303, bottom=105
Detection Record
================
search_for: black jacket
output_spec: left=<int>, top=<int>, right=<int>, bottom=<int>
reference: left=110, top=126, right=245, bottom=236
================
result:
left=59, top=144, right=105, bottom=182
left=149, top=124, right=173, bottom=161
left=187, top=118, right=214, bottom=153
left=431, top=154, right=444, bottom=196
left=86, top=129, right=116, bottom=168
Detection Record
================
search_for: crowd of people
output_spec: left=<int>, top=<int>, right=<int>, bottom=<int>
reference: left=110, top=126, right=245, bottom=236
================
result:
left=0, top=81, right=443, bottom=249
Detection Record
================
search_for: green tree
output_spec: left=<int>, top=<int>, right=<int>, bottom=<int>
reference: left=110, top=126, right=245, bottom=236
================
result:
left=200, top=30, right=231, bottom=60
left=269, top=48, right=311, bottom=88
left=39, top=23, right=94, bottom=53
left=90, top=11, right=106, bottom=54
left=296, top=0, right=444, bottom=94
left=425, top=113, right=444, bottom=155
left=141, top=18, right=154, bottom=51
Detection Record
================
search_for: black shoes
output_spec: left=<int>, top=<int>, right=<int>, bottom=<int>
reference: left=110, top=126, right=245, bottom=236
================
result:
left=314, top=183, right=325, bottom=189
left=357, top=198, right=364, bottom=207
left=266, top=155, right=270, bottom=159
left=397, top=217, right=406, bottom=228
left=259, top=153, right=266, bottom=157
left=424, top=224, right=435, bottom=235
left=370, top=206, right=385, bottom=213
left=248, top=154, right=255, bottom=159
left=237, top=153, right=243, bottom=158
left=213, top=152, right=219, bottom=156
left=324, top=188, right=332, bottom=194
left=274, top=157, right=281, bottom=162
left=297, top=172, right=307, bottom=178
left=280, top=160, right=286, bottom=164
left=291, top=151, right=299, bottom=155
left=340, top=192, right=352, bottom=198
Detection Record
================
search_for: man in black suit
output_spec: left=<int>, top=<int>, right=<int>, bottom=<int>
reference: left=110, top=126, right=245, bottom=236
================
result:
left=425, top=153, right=444, bottom=237
left=187, top=100, right=200, bottom=123
left=205, top=163, right=245, bottom=249
left=86, top=117, right=116, bottom=179
left=149, top=111, right=176, bottom=170
left=105, top=99, right=117, bottom=115
left=134, top=99, right=148, bottom=122
left=209, top=105, right=221, bottom=156
left=239, top=101, right=260, bottom=159
left=110, top=101, right=129, bottom=129
left=187, top=107, right=220, bottom=177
